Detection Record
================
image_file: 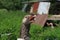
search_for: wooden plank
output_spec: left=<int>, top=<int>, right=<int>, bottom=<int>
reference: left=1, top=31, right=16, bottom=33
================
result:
left=33, top=2, right=39, bottom=13
left=35, top=14, right=48, bottom=27
left=21, top=0, right=52, bottom=3
left=30, top=2, right=39, bottom=13
left=48, top=15, right=60, bottom=20
left=22, top=4, right=28, bottom=12
left=34, top=2, right=50, bottom=27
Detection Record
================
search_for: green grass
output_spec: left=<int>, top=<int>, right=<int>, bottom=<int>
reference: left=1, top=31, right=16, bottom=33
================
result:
left=0, top=9, right=60, bottom=40
left=30, top=24, right=60, bottom=40
left=0, top=9, right=27, bottom=40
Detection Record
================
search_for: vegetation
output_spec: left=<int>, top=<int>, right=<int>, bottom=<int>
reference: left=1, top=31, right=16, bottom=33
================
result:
left=0, top=9, right=60, bottom=40
left=49, top=2, right=60, bottom=15
left=0, top=9, right=26, bottom=40
left=0, top=0, right=60, bottom=40
left=0, top=0, right=31, bottom=10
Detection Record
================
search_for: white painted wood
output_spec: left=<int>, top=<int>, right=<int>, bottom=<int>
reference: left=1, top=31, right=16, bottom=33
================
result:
left=30, top=5, right=33, bottom=13
left=37, top=2, right=50, bottom=14
left=22, top=4, right=28, bottom=12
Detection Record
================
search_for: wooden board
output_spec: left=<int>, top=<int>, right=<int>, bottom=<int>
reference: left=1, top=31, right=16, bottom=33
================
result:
left=37, top=2, right=50, bottom=14
left=22, top=4, right=28, bottom=12
left=33, top=2, right=39, bottom=13
left=35, top=14, right=48, bottom=27
left=34, top=2, right=50, bottom=27
left=30, top=2, right=39, bottom=13
left=48, top=15, right=60, bottom=20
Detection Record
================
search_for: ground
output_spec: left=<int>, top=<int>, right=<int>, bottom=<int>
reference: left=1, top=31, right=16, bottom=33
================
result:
left=0, top=9, right=60, bottom=40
